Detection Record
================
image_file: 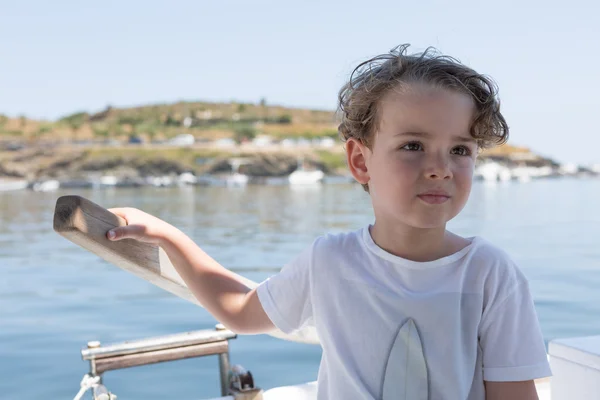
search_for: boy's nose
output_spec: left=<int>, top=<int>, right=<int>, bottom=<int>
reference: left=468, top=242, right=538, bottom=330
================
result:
left=424, top=155, right=452, bottom=180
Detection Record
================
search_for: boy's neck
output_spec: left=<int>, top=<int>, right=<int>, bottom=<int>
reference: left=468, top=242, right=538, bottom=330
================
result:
left=369, top=221, right=469, bottom=263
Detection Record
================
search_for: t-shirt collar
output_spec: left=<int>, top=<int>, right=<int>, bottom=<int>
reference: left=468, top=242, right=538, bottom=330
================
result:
left=361, top=225, right=479, bottom=269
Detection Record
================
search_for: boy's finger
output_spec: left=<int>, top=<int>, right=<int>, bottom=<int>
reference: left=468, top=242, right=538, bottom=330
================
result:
left=108, top=207, right=129, bottom=220
left=107, top=225, right=146, bottom=241
left=107, top=208, right=131, bottom=227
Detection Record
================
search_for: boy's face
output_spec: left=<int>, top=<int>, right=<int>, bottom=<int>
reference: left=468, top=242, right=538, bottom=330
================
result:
left=348, top=84, right=477, bottom=229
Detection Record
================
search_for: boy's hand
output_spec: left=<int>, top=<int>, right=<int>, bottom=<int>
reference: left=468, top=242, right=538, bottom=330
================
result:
left=106, top=207, right=175, bottom=245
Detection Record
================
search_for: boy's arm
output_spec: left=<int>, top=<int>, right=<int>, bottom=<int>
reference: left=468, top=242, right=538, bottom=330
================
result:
left=485, top=380, right=539, bottom=400
left=108, top=207, right=275, bottom=334
left=160, top=228, right=274, bottom=334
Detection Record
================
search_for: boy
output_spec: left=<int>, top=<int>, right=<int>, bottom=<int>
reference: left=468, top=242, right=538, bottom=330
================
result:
left=107, top=44, right=551, bottom=399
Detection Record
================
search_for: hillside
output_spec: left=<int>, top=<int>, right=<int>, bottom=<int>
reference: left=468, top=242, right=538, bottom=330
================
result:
left=0, top=100, right=338, bottom=144
left=0, top=100, right=555, bottom=181
left=0, top=100, right=534, bottom=153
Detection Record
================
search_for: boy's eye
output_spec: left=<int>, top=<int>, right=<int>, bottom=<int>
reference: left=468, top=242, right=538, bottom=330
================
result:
left=451, top=146, right=471, bottom=156
left=401, top=142, right=423, bottom=151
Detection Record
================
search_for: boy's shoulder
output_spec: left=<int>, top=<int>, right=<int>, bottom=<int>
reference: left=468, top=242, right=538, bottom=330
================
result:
left=467, top=236, right=527, bottom=282
left=304, top=227, right=368, bottom=268
left=317, top=227, right=364, bottom=244
left=311, top=226, right=366, bottom=255
left=465, top=237, right=532, bottom=309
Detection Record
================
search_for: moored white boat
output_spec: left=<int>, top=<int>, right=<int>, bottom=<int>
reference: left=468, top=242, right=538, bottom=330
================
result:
left=98, top=175, right=118, bottom=187
left=226, top=172, right=249, bottom=187
left=32, top=179, right=60, bottom=192
left=288, top=158, right=324, bottom=185
left=475, top=161, right=512, bottom=182
left=0, top=179, right=28, bottom=192
left=178, top=172, right=197, bottom=185
left=289, top=169, right=324, bottom=185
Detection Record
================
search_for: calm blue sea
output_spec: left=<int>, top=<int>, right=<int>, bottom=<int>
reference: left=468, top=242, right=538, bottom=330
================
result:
left=1, top=179, right=599, bottom=399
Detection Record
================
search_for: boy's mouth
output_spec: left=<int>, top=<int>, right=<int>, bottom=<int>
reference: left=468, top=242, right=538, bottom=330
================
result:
left=417, top=191, right=451, bottom=205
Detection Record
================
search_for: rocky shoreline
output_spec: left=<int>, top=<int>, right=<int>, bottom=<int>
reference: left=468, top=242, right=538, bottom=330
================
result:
left=0, top=146, right=335, bottom=181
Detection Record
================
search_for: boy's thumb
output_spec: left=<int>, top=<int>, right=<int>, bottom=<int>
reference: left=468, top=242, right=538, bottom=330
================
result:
left=107, top=228, right=123, bottom=241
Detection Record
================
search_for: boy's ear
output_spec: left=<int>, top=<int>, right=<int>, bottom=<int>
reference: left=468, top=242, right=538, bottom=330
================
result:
left=346, top=138, right=370, bottom=186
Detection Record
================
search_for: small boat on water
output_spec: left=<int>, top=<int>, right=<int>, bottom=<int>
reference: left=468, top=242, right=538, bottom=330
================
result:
left=197, top=158, right=250, bottom=187
left=178, top=172, right=197, bottom=185
left=0, top=179, right=28, bottom=192
left=226, top=172, right=249, bottom=187
left=147, top=175, right=176, bottom=187
left=226, top=158, right=249, bottom=187
left=98, top=175, right=118, bottom=188
left=196, top=173, right=249, bottom=187
left=475, top=161, right=512, bottom=182
left=288, top=159, right=324, bottom=185
left=32, top=179, right=60, bottom=192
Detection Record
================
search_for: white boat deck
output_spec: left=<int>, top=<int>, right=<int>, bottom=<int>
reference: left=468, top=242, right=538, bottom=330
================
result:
left=208, top=379, right=551, bottom=400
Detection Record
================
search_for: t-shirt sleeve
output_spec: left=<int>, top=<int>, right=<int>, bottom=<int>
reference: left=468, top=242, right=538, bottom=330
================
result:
left=256, top=242, right=314, bottom=334
left=479, top=281, right=552, bottom=381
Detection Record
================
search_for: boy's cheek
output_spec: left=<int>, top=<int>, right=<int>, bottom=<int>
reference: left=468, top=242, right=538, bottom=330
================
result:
left=455, top=160, right=476, bottom=173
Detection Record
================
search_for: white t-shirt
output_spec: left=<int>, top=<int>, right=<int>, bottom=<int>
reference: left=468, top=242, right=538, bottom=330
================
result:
left=257, top=226, right=552, bottom=399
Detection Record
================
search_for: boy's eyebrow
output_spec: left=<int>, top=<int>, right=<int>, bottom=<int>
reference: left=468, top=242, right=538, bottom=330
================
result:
left=395, top=131, right=476, bottom=143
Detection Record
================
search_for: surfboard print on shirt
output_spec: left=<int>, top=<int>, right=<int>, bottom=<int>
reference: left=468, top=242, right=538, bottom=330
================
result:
left=382, top=318, right=429, bottom=400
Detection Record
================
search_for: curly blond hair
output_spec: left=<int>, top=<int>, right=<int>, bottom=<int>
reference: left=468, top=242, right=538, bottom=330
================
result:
left=338, top=44, right=508, bottom=152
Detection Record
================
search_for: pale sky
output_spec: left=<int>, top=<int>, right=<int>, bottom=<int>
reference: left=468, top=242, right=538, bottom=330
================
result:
left=1, top=0, right=598, bottom=164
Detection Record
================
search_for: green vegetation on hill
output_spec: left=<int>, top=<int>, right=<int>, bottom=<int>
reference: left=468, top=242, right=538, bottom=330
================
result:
left=0, top=100, right=338, bottom=143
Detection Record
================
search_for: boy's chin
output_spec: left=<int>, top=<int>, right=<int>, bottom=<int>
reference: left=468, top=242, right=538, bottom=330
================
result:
left=410, top=220, right=449, bottom=230
left=405, top=213, right=455, bottom=230
left=377, top=206, right=459, bottom=230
